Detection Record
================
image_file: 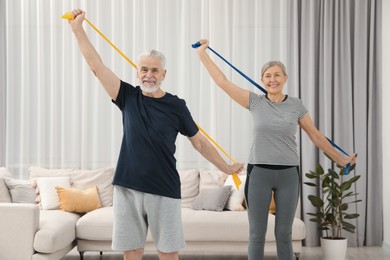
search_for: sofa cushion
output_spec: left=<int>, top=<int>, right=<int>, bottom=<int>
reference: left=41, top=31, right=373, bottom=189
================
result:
left=224, top=174, right=247, bottom=211
left=181, top=208, right=306, bottom=242
left=29, top=167, right=114, bottom=207
left=36, top=176, right=71, bottom=209
left=0, top=168, right=12, bottom=202
left=76, top=207, right=154, bottom=243
left=192, top=186, right=232, bottom=211
left=181, top=208, right=249, bottom=241
left=263, top=213, right=306, bottom=241
left=76, top=207, right=113, bottom=240
left=0, top=178, right=11, bottom=203
left=56, top=186, right=101, bottom=213
left=178, top=169, right=199, bottom=208
left=34, top=210, right=80, bottom=253
left=4, top=178, right=36, bottom=203
left=198, top=169, right=228, bottom=190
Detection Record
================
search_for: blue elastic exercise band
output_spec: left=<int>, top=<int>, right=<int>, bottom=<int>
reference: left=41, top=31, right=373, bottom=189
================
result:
left=192, top=41, right=351, bottom=175
left=192, top=42, right=268, bottom=94
left=326, top=137, right=351, bottom=175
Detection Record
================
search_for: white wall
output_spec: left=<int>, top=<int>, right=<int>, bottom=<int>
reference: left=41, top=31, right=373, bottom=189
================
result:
left=383, top=0, right=390, bottom=251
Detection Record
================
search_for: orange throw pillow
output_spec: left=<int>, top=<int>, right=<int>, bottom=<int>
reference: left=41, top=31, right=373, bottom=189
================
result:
left=56, top=186, right=101, bottom=213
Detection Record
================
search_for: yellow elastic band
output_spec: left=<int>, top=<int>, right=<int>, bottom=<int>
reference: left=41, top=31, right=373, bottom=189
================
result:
left=62, top=12, right=242, bottom=189
left=196, top=124, right=242, bottom=187
left=62, top=12, right=137, bottom=69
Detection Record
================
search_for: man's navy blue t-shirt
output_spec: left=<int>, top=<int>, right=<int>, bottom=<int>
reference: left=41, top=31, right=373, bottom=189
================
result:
left=112, top=81, right=199, bottom=199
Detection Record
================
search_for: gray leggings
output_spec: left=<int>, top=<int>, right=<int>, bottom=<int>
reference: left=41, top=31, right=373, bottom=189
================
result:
left=245, top=164, right=299, bottom=260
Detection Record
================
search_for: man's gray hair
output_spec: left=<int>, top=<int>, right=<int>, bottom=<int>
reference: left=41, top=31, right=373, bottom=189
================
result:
left=261, top=61, right=287, bottom=78
left=138, top=49, right=166, bottom=69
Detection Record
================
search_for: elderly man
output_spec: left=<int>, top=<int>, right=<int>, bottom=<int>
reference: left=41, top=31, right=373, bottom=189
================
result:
left=68, top=9, right=243, bottom=260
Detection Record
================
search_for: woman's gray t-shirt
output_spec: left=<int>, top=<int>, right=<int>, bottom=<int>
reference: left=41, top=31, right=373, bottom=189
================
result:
left=248, top=92, right=308, bottom=165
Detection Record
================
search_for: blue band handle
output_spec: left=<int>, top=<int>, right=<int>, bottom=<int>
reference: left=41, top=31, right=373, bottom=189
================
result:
left=193, top=41, right=352, bottom=175
left=192, top=42, right=202, bottom=48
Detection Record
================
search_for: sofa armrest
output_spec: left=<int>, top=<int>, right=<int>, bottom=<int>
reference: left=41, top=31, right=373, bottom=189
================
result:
left=0, top=203, right=39, bottom=259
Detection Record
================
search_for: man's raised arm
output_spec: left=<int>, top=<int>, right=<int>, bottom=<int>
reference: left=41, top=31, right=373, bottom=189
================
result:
left=68, top=9, right=120, bottom=100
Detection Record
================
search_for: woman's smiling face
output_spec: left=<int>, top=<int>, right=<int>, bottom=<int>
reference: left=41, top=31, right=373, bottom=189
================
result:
left=261, top=65, right=288, bottom=95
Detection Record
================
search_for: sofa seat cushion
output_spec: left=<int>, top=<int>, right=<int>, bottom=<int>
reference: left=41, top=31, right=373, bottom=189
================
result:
left=181, top=208, right=306, bottom=242
left=76, top=207, right=113, bottom=240
left=34, top=210, right=80, bottom=253
left=181, top=208, right=249, bottom=241
left=265, top=213, right=306, bottom=241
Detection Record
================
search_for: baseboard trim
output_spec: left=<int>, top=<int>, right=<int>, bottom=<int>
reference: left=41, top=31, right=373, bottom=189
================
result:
left=383, top=241, right=390, bottom=252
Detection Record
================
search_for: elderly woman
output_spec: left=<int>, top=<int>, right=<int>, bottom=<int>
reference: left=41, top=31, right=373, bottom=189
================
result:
left=195, top=39, right=356, bottom=260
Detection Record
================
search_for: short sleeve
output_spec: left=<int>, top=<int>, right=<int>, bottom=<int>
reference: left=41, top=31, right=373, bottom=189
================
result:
left=178, top=100, right=199, bottom=137
left=297, top=98, right=309, bottom=120
left=248, top=91, right=260, bottom=110
left=112, top=80, right=136, bottom=110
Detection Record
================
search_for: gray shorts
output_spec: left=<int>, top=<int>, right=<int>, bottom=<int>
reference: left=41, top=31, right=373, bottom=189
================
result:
left=112, top=185, right=185, bottom=253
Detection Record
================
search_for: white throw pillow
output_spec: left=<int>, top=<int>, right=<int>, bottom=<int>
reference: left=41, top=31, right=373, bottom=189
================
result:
left=178, top=169, right=199, bottom=208
left=224, top=174, right=247, bottom=211
left=36, top=177, right=71, bottom=209
left=199, top=169, right=228, bottom=190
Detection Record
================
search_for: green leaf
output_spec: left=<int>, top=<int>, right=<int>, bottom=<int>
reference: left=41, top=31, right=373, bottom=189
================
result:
left=340, top=181, right=353, bottom=191
left=308, top=195, right=324, bottom=207
left=326, top=214, right=335, bottom=223
left=316, top=165, right=324, bottom=175
left=347, top=164, right=357, bottom=173
left=342, top=221, right=356, bottom=229
left=329, top=168, right=339, bottom=179
left=306, top=173, right=320, bottom=179
left=304, top=182, right=317, bottom=187
left=346, top=199, right=362, bottom=204
left=322, top=176, right=331, bottom=188
left=342, top=192, right=354, bottom=199
left=343, top=227, right=356, bottom=233
left=348, top=175, right=361, bottom=184
left=307, top=212, right=324, bottom=218
left=309, top=218, right=323, bottom=223
left=344, top=214, right=360, bottom=219
left=329, top=187, right=340, bottom=197
left=340, top=204, right=348, bottom=211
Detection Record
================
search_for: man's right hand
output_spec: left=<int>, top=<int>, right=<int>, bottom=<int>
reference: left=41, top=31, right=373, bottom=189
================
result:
left=68, top=9, right=85, bottom=32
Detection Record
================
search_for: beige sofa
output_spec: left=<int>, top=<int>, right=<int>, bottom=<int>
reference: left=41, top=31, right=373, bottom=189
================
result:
left=0, top=167, right=306, bottom=260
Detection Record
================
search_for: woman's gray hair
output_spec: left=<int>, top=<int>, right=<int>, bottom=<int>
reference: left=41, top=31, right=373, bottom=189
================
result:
left=138, top=49, right=166, bottom=69
left=261, top=61, right=287, bottom=78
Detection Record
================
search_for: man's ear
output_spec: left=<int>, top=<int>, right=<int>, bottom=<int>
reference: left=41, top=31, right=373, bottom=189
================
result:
left=162, top=69, right=167, bottom=80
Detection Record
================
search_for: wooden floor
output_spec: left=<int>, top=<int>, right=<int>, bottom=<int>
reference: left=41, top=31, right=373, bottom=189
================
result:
left=62, top=246, right=390, bottom=260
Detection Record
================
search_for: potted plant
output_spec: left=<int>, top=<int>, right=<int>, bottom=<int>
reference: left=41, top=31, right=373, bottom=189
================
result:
left=304, top=160, right=361, bottom=260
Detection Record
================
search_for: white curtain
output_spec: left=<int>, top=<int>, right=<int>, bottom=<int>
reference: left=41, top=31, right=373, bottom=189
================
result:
left=4, top=0, right=289, bottom=178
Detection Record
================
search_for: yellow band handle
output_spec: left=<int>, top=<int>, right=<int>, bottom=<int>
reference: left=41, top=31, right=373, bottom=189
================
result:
left=62, top=12, right=242, bottom=189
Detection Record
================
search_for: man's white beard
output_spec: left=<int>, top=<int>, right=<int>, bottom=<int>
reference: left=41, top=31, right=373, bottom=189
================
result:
left=140, top=81, right=161, bottom=94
